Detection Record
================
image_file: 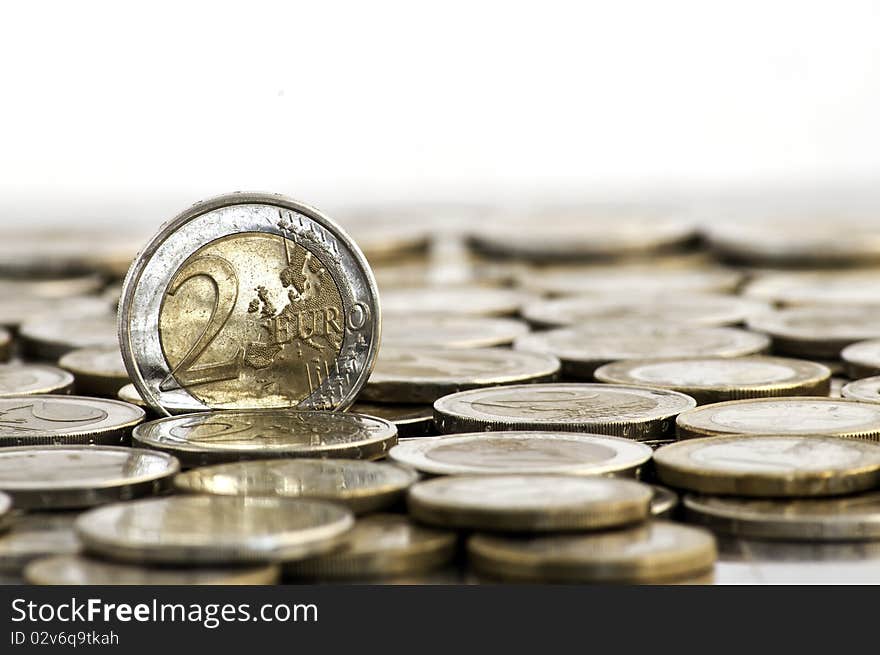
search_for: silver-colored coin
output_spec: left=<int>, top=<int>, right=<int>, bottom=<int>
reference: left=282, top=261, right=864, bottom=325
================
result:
left=19, top=313, right=117, bottom=360
left=119, top=192, right=380, bottom=415
left=684, top=492, right=880, bottom=541
left=58, top=346, right=129, bottom=397
left=515, top=324, right=769, bottom=379
left=515, top=265, right=742, bottom=297
left=24, top=555, right=281, bottom=585
left=747, top=305, right=880, bottom=358
left=0, top=295, right=109, bottom=330
left=349, top=402, right=434, bottom=438
left=0, top=364, right=74, bottom=397
left=675, top=397, right=880, bottom=441
left=388, top=431, right=652, bottom=476
left=744, top=270, right=880, bottom=307
left=133, top=409, right=397, bottom=467
left=522, top=293, right=771, bottom=329
left=382, top=315, right=529, bottom=348
left=285, top=513, right=456, bottom=580
left=361, top=347, right=560, bottom=403
left=468, top=520, right=716, bottom=583
left=117, top=382, right=192, bottom=416
left=173, top=458, right=417, bottom=514
left=842, top=340, right=880, bottom=379
left=655, top=435, right=880, bottom=496
left=434, top=383, right=696, bottom=440
left=0, top=446, right=179, bottom=509
left=409, top=474, right=652, bottom=532
left=594, top=356, right=831, bottom=405
left=650, top=485, right=678, bottom=519
left=0, top=276, right=104, bottom=301
left=0, top=511, right=81, bottom=574
left=75, top=496, right=354, bottom=564
left=380, top=287, right=532, bottom=317
left=0, top=395, right=144, bottom=446
left=842, top=377, right=880, bottom=404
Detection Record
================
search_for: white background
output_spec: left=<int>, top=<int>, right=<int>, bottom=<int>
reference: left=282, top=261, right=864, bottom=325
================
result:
left=1, top=1, right=879, bottom=226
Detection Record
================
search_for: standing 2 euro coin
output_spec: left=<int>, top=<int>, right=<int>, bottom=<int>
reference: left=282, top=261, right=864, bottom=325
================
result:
left=119, top=193, right=380, bottom=416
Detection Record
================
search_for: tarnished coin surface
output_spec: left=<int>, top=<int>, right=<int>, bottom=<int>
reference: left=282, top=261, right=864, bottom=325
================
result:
left=0, top=511, right=81, bottom=574
left=842, top=340, right=880, bottom=379
left=0, top=446, right=179, bottom=509
left=133, top=410, right=397, bottom=467
left=675, top=397, right=880, bottom=441
left=842, top=377, right=880, bottom=404
left=515, top=265, right=741, bottom=297
left=747, top=305, right=880, bottom=358
left=650, top=485, right=679, bottom=519
left=683, top=492, right=880, bottom=541
left=361, top=347, right=560, bottom=403
left=380, top=287, right=531, bottom=318
left=285, top=514, right=456, bottom=580
left=744, top=270, right=880, bottom=306
left=655, top=435, right=880, bottom=496
left=468, top=521, right=716, bottom=583
left=0, top=395, right=144, bottom=446
left=24, top=555, right=281, bottom=586
left=75, top=496, right=354, bottom=564
left=173, top=459, right=417, bottom=514
left=388, top=431, right=652, bottom=476
left=120, top=192, right=380, bottom=415
left=59, top=346, right=129, bottom=397
left=349, top=402, right=434, bottom=438
left=595, top=356, right=831, bottom=405
left=408, top=474, right=652, bottom=531
left=20, top=314, right=117, bottom=360
left=434, top=383, right=696, bottom=440
left=381, top=315, right=529, bottom=348
left=0, top=295, right=109, bottom=330
left=0, top=364, right=74, bottom=397
left=515, top=325, right=769, bottom=379
left=522, top=293, right=770, bottom=329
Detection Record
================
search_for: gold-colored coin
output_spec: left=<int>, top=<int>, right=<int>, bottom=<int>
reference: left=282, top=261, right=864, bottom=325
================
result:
left=842, top=377, right=880, bottom=404
left=58, top=345, right=129, bottom=397
left=683, top=492, right=880, bottom=541
left=382, top=315, right=529, bottom=348
left=361, top=347, right=560, bottom=403
left=0, top=511, right=81, bottom=574
left=594, top=356, right=831, bottom=405
left=655, top=435, right=880, bottom=496
left=408, top=474, right=652, bottom=532
left=120, top=192, right=380, bottom=415
left=19, top=313, right=117, bottom=361
left=24, top=555, right=281, bottom=585
left=0, top=364, right=74, bottom=397
left=173, top=458, right=417, bottom=514
left=285, top=514, right=456, bottom=580
left=132, top=409, right=397, bottom=467
left=468, top=521, right=716, bottom=583
left=842, top=339, right=880, bottom=379
left=349, top=402, right=434, bottom=437
left=746, top=305, right=880, bottom=358
left=675, top=397, right=880, bottom=441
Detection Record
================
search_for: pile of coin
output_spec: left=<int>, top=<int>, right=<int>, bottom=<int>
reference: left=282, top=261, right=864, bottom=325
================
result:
left=3, top=197, right=880, bottom=585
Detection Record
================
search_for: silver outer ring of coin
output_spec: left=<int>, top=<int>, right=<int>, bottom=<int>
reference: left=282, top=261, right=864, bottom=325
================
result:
left=0, top=395, right=145, bottom=447
left=75, top=496, right=355, bottom=564
left=23, top=555, right=282, bottom=585
left=654, top=435, right=880, bottom=496
left=132, top=409, right=398, bottom=467
left=173, top=458, right=418, bottom=515
left=433, top=383, right=697, bottom=440
left=119, top=192, right=381, bottom=416
left=594, top=356, right=832, bottom=405
left=0, top=364, right=75, bottom=397
left=0, top=445, right=180, bottom=509
left=842, top=377, right=880, bottom=404
left=407, top=474, right=652, bottom=532
left=388, top=431, right=652, bottom=476
left=683, top=493, right=880, bottom=541
left=360, top=348, right=561, bottom=404
left=842, top=340, right=880, bottom=379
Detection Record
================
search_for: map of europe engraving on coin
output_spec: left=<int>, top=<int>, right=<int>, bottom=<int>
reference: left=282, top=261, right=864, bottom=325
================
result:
left=119, top=193, right=380, bottom=414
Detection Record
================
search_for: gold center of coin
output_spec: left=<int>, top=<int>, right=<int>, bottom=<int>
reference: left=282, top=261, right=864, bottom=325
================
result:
left=158, top=232, right=344, bottom=408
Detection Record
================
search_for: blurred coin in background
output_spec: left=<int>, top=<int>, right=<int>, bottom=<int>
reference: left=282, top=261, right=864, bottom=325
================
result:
left=675, top=397, right=880, bottom=441
left=0, top=328, right=10, bottom=362
left=649, top=485, right=679, bottom=519
left=0, top=364, right=74, bottom=397
left=434, top=383, right=696, bottom=439
left=382, top=315, right=529, bottom=349
left=743, top=270, right=880, bottom=307
left=380, top=287, right=533, bottom=317
left=19, top=313, right=117, bottom=360
left=58, top=345, right=129, bottom=397
left=842, top=377, right=880, bottom=404
left=0, top=511, right=81, bottom=575
left=0, top=295, right=109, bottom=331
left=842, top=340, right=880, bottom=379
left=594, top=356, right=831, bottom=404
left=515, top=324, right=769, bottom=379
left=349, top=402, right=435, bottom=438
